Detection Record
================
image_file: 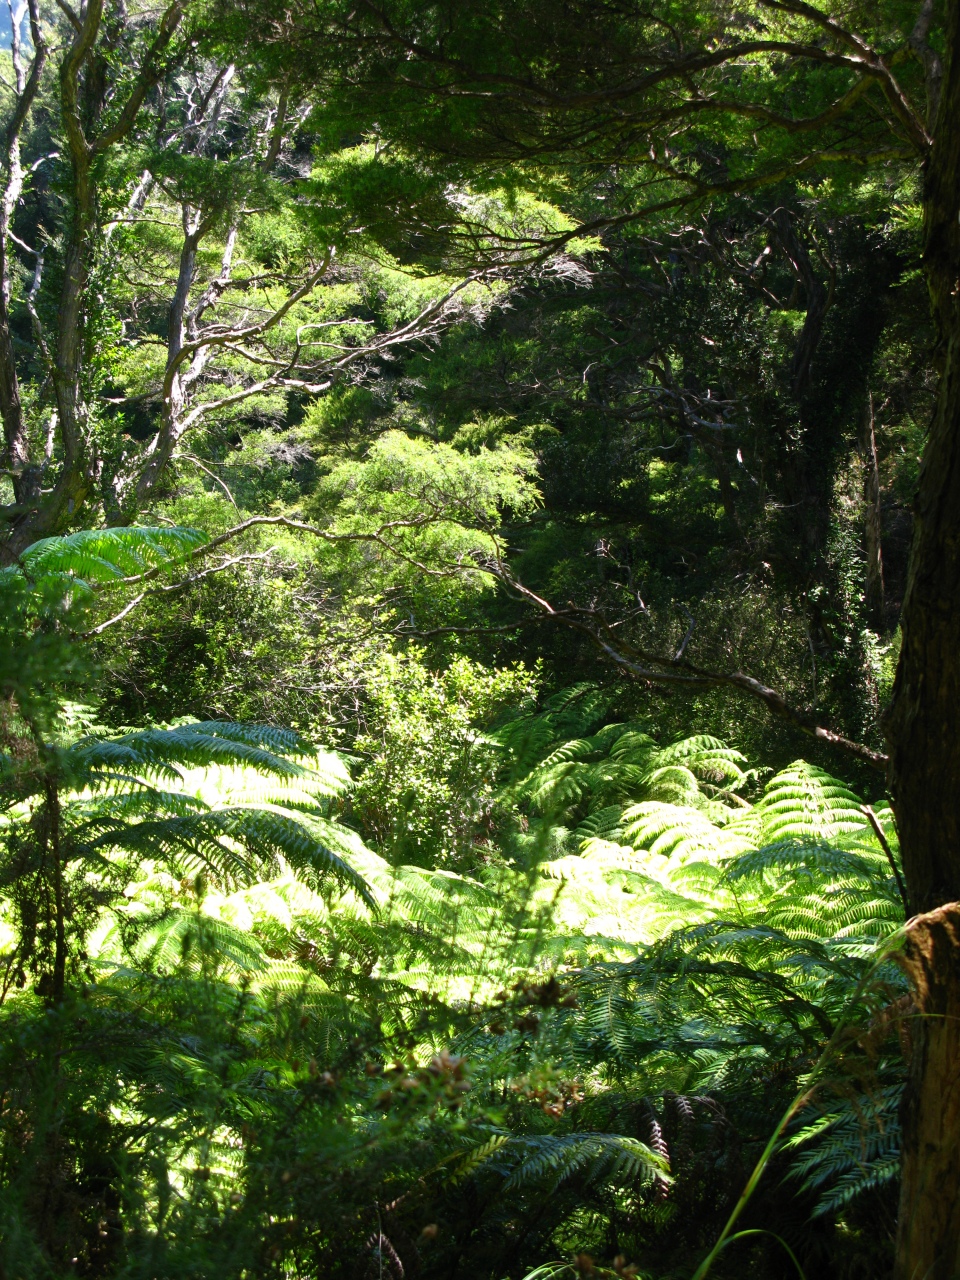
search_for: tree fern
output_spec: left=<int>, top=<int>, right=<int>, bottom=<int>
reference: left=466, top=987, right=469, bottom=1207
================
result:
left=783, top=1081, right=903, bottom=1217
left=752, top=762, right=869, bottom=843
left=500, top=1132, right=667, bottom=1193
left=19, top=526, right=208, bottom=584
left=524, top=752, right=909, bottom=1242
left=0, top=624, right=912, bottom=1279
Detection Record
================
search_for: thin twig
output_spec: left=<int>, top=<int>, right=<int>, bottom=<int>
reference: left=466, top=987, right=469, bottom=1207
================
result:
left=81, top=551, right=275, bottom=635
left=180, top=453, right=239, bottom=510
left=862, top=805, right=910, bottom=916
left=674, top=605, right=696, bottom=660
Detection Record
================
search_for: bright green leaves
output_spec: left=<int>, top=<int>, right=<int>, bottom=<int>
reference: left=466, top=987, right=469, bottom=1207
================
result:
left=307, top=144, right=582, bottom=269
left=309, top=429, right=539, bottom=609
left=81, top=803, right=373, bottom=904
left=306, top=146, right=463, bottom=262
left=20, top=526, right=208, bottom=585
left=319, top=428, right=538, bottom=527
left=59, top=720, right=316, bottom=791
left=348, top=649, right=533, bottom=869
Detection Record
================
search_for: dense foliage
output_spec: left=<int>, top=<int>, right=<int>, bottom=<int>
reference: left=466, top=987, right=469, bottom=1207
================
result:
left=0, top=2, right=946, bottom=1277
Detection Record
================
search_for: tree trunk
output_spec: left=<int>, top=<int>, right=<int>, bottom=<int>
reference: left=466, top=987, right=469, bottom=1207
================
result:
left=895, top=906, right=960, bottom=1280
left=39, top=776, right=67, bottom=1006
left=861, top=393, right=885, bottom=633
left=772, top=208, right=833, bottom=400
left=886, top=7, right=960, bottom=1276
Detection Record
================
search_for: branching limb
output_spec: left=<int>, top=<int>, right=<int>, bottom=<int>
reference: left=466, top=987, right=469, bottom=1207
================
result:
left=103, top=513, right=457, bottom=590
left=82, top=551, right=276, bottom=636
left=92, top=2, right=186, bottom=154
left=53, top=0, right=81, bottom=34
left=757, top=0, right=929, bottom=149
left=908, top=0, right=943, bottom=123
left=162, top=250, right=334, bottom=392
left=179, top=454, right=239, bottom=510
left=79, top=511, right=478, bottom=635
left=397, top=617, right=544, bottom=638
left=484, top=563, right=888, bottom=771
left=470, top=146, right=916, bottom=266
left=73, top=498, right=888, bottom=771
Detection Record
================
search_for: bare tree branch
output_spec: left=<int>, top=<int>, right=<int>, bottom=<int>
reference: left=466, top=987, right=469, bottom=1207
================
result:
left=81, top=551, right=275, bottom=636
left=80, top=503, right=888, bottom=771
left=179, top=454, right=239, bottom=510
left=863, top=804, right=910, bottom=915
left=483, top=563, right=889, bottom=771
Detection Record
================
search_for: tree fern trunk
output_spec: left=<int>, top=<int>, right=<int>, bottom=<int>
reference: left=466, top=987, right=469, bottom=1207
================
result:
left=886, top=7, right=960, bottom=1275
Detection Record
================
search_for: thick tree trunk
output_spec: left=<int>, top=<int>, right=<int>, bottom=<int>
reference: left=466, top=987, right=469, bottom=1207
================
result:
left=886, top=7, right=960, bottom=1276
left=895, top=906, right=960, bottom=1280
left=773, top=209, right=833, bottom=400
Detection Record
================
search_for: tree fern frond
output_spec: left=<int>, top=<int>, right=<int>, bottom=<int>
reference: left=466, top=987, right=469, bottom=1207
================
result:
left=651, top=736, right=747, bottom=784
left=445, top=1133, right=512, bottom=1184
left=784, top=1082, right=902, bottom=1215
left=725, top=839, right=889, bottom=888
left=21, top=526, right=207, bottom=583
left=67, top=786, right=211, bottom=823
left=81, top=806, right=374, bottom=904
left=574, top=807, right=624, bottom=840
left=757, top=763, right=867, bottom=842
left=186, top=752, right=352, bottom=810
left=503, top=1132, right=666, bottom=1192
left=622, top=802, right=755, bottom=861
left=129, top=909, right=270, bottom=975
left=65, top=723, right=315, bottom=789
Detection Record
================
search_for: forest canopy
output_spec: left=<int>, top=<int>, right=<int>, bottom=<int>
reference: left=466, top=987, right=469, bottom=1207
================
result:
left=0, top=3, right=957, bottom=1279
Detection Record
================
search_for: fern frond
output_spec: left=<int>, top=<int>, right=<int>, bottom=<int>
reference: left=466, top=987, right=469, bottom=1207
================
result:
left=503, top=1132, right=667, bottom=1192
left=622, top=802, right=755, bottom=861
left=784, top=1082, right=902, bottom=1216
left=725, top=839, right=889, bottom=888
left=444, top=1134, right=513, bottom=1185
left=757, top=763, right=867, bottom=842
left=21, top=526, right=207, bottom=582
left=79, top=806, right=374, bottom=904
left=128, top=909, right=270, bottom=975
left=65, top=722, right=315, bottom=789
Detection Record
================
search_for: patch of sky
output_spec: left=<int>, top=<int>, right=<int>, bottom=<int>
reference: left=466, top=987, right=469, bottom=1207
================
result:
left=0, top=6, right=21, bottom=50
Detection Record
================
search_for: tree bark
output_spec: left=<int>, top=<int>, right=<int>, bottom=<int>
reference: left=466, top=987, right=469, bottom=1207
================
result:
left=772, top=208, right=833, bottom=400
left=0, top=0, right=45, bottom=515
left=886, top=6, right=960, bottom=1276
left=895, top=906, right=960, bottom=1280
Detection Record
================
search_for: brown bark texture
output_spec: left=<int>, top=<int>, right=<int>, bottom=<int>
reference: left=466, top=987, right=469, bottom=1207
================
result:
left=887, top=5, right=960, bottom=1276
left=887, top=7, right=960, bottom=918
left=894, top=907, right=960, bottom=1280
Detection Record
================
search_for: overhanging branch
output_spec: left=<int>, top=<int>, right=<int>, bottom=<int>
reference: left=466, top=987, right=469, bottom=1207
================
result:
left=78, top=515, right=889, bottom=772
left=485, top=565, right=888, bottom=772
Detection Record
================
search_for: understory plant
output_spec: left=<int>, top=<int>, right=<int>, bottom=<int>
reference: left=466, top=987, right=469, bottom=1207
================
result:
left=0, top=533, right=907, bottom=1279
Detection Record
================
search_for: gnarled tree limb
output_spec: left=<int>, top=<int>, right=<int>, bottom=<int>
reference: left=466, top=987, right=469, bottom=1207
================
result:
left=483, top=565, right=888, bottom=771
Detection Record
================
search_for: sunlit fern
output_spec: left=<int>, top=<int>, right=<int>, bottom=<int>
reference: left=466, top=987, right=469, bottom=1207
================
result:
left=533, top=757, right=907, bottom=1224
